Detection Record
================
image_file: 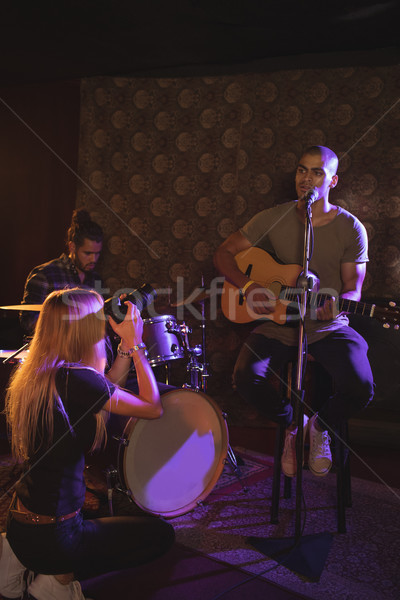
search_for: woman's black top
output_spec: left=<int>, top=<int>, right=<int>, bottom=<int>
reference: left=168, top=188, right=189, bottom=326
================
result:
left=16, top=366, right=115, bottom=516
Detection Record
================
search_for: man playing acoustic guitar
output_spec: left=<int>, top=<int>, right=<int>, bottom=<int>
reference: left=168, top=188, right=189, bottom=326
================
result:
left=214, top=145, right=375, bottom=477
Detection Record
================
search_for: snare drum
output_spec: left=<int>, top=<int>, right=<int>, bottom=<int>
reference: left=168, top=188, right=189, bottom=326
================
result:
left=142, top=315, right=184, bottom=366
left=115, top=389, right=228, bottom=517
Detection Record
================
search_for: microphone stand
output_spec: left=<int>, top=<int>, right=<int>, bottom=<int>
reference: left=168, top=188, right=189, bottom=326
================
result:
left=248, top=199, right=333, bottom=581
left=200, top=273, right=209, bottom=393
left=293, top=197, right=313, bottom=540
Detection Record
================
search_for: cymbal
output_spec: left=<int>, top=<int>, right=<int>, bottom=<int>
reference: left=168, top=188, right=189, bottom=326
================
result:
left=171, top=288, right=209, bottom=307
left=0, top=304, right=43, bottom=311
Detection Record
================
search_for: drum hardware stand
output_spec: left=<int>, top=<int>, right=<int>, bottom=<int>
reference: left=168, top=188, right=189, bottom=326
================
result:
left=104, top=466, right=118, bottom=516
left=83, top=463, right=120, bottom=517
left=161, top=362, right=172, bottom=385
left=109, top=472, right=135, bottom=504
left=103, top=444, right=137, bottom=515
left=103, top=463, right=140, bottom=516
left=180, top=323, right=208, bottom=391
left=179, top=313, right=244, bottom=484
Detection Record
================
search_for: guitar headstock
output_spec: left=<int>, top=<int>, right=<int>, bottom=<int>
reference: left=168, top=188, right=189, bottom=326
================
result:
left=373, top=301, right=400, bottom=330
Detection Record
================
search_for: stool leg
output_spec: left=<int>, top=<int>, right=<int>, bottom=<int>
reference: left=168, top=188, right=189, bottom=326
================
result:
left=336, top=420, right=351, bottom=534
left=270, top=362, right=295, bottom=524
left=283, top=474, right=292, bottom=499
left=270, top=424, right=284, bottom=524
left=343, top=421, right=352, bottom=508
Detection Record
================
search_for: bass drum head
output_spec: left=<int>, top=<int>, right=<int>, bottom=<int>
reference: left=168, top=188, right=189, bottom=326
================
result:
left=119, top=389, right=228, bottom=518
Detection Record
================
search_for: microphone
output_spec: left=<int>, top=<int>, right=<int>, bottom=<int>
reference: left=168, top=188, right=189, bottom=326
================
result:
left=303, top=187, right=319, bottom=205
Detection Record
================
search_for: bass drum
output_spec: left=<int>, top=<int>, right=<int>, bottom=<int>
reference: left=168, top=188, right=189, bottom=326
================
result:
left=116, top=389, right=228, bottom=517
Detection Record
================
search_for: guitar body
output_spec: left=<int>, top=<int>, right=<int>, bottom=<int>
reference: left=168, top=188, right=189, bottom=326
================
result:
left=221, top=248, right=304, bottom=324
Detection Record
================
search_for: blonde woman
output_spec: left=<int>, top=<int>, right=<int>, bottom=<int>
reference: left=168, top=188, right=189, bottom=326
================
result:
left=0, top=288, right=174, bottom=600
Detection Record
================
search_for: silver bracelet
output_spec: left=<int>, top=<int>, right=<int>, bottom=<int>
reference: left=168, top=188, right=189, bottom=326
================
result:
left=117, top=342, right=146, bottom=358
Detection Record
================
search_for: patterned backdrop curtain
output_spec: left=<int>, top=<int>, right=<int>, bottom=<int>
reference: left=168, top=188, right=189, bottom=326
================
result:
left=77, top=65, right=400, bottom=425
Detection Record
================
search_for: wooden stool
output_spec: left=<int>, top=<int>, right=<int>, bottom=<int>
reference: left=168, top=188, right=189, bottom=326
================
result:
left=270, top=360, right=352, bottom=533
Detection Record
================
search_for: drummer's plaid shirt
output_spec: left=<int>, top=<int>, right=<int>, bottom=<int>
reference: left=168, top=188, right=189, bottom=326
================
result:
left=21, top=253, right=104, bottom=335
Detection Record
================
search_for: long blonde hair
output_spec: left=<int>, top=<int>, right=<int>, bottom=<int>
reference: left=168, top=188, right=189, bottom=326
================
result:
left=5, top=288, right=109, bottom=460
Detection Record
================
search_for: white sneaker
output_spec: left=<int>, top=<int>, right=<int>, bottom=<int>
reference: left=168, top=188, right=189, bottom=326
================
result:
left=28, top=574, right=93, bottom=600
left=308, top=413, right=332, bottom=477
left=281, top=414, right=309, bottom=477
left=0, top=531, right=31, bottom=599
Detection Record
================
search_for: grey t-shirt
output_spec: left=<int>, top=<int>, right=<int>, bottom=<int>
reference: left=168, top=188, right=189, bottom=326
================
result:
left=240, top=201, right=369, bottom=345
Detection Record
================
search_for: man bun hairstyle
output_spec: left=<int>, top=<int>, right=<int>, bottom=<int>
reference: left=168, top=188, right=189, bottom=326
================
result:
left=67, top=209, right=103, bottom=248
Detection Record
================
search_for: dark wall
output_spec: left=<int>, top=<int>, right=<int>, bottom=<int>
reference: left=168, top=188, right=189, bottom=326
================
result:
left=0, top=80, right=81, bottom=304
left=0, top=80, right=80, bottom=347
left=0, top=80, right=81, bottom=449
left=77, top=68, right=400, bottom=425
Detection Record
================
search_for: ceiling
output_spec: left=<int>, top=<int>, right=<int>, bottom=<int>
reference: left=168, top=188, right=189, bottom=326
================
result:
left=1, top=1, right=399, bottom=85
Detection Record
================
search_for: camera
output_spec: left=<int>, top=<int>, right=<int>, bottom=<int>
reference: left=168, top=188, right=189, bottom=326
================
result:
left=103, top=284, right=157, bottom=323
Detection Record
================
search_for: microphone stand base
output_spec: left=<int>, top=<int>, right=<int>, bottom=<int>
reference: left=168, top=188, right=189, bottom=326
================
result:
left=247, top=531, right=333, bottom=582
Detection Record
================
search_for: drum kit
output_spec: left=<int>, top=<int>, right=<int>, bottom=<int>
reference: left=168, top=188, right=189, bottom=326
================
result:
left=0, top=293, right=242, bottom=518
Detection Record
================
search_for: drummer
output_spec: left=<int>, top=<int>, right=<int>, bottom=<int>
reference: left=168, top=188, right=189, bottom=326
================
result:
left=20, top=208, right=175, bottom=395
left=21, top=209, right=104, bottom=336
left=1, top=288, right=175, bottom=600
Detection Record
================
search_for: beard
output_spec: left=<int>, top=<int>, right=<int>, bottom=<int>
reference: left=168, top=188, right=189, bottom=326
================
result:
left=72, top=255, right=95, bottom=273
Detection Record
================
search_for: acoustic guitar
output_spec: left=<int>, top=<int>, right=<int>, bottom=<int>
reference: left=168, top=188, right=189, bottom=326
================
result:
left=220, top=247, right=400, bottom=328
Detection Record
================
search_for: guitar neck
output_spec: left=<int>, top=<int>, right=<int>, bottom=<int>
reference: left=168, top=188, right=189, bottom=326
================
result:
left=337, top=297, right=375, bottom=318
left=305, top=293, right=376, bottom=318
left=282, top=287, right=376, bottom=317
